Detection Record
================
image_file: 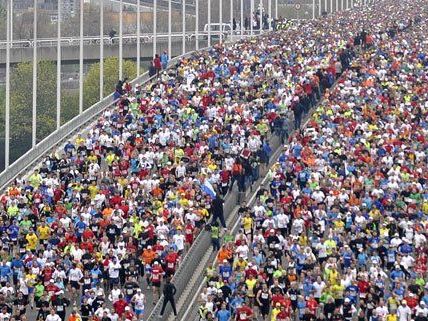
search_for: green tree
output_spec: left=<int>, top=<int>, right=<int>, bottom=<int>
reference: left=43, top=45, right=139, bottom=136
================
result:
left=0, top=60, right=79, bottom=163
left=10, top=61, right=57, bottom=146
left=83, top=57, right=137, bottom=109
left=6, top=61, right=56, bottom=160
left=0, top=4, right=5, bottom=41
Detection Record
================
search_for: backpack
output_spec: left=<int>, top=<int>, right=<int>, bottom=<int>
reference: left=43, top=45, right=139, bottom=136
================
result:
left=232, top=163, right=242, bottom=176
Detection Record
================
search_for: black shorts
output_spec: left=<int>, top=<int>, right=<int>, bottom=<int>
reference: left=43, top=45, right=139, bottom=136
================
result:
left=260, top=305, right=270, bottom=316
left=110, top=278, right=119, bottom=285
left=70, top=281, right=80, bottom=289
left=152, top=281, right=161, bottom=288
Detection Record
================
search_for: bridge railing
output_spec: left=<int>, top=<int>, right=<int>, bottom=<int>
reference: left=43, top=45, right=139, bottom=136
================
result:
left=0, top=31, right=252, bottom=49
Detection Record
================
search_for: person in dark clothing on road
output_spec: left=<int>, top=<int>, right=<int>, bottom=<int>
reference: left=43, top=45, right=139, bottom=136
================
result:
left=339, top=49, right=351, bottom=70
left=114, top=78, right=128, bottom=98
left=211, top=192, right=226, bottom=228
left=159, top=277, right=177, bottom=318
left=52, top=293, right=70, bottom=321
left=293, top=98, right=304, bottom=130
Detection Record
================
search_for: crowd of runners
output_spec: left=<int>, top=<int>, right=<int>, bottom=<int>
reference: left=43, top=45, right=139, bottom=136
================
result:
left=199, top=1, right=428, bottom=321
left=0, top=0, right=426, bottom=321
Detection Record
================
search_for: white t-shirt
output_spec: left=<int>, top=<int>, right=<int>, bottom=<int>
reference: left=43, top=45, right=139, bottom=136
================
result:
left=236, top=244, right=249, bottom=259
left=173, top=234, right=185, bottom=251
left=292, top=218, right=304, bottom=234
left=133, top=293, right=145, bottom=310
left=109, top=288, right=122, bottom=302
left=108, top=262, right=121, bottom=278
left=397, top=305, right=412, bottom=321
left=415, top=306, right=428, bottom=317
left=108, top=312, right=119, bottom=321
left=95, top=308, right=109, bottom=318
left=0, top=312, right=10, bottom=321
left=316, top=243, right=327, bottom=258
left=275, top=213, right=289, bottom=229
left=45, top=314, right=62, bottom=321
left=68, top=268, right=83, bottom=282
left=313, top=281, right=326, bottom=298
left=375, top=306, right=388, bottom=319
left=312, top=190, right=325, bottom=203
left=400, top=255, right=415, bottom=269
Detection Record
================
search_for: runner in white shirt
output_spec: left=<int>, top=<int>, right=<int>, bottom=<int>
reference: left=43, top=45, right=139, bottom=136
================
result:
left=275, top=212, right=289, bottom=235
left=108, top=258, right=121, bottom=287
left=400, top=253, right=415, bottom=273
left=132, top=289, right=146, bottom=320
left=108, top=285, right=122, bottom=303
left=415, top=302, right=428, bottom=317
left=313, top=277, right=326, bottom=300
left=374, top=300, right=389, bottom=321
left=68, top=266, right=83, bottom=300
left=0, top=309, right=10, bottom=321
left=397, top=301, right=412, bottom=321
left=95, top=306, right=110, bottom=318
left=173, top=230, right=185, bottom=252
left=235, top=243, right=250, bottom=260
left=45, top=309, right=62, bottom=321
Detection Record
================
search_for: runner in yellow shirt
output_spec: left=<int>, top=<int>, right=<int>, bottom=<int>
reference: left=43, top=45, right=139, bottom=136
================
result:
left=386, top=313, right=398, bottom=321
left=233, top=256, right=248, bottom=271
left=241, top=212, right=253, bottom=240
left=245, top=274, right=257, bottom=303
left=25, top=230, right=39, bottom=251
left=88, top=182, right=99, bottom=199
left=28, top=170, right=42, bottom=189
left=37, top=223, right=51, bottom=242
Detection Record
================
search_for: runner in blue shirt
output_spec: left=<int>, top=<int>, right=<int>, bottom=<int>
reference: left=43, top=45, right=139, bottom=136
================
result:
left=216, top=303, right=231, bottom=321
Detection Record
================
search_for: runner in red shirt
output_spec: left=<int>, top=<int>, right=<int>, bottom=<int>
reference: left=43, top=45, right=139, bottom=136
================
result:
left=219, top=168, right=231, bottom=196
left=235, top=303, right=253, bottom=321
left=113, top=295, right=128, bottom=316
left=277, top=305, right=291, bottom=321
left=150, top=261, right=164, bottom=301
left=184, top=220, right=195, bottom=248
left=164, top=248, right=179, bottom=277
left=123, top=306, right=135, bottom=320
left=306, top=295, right=318, bottom=315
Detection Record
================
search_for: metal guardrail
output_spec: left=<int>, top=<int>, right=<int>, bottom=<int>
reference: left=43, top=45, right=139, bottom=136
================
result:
left=0, top=33, right=182, bottom=49
left=0, top=46, right=209, bottom=193
left=0, top=31, right=236, bottom=49
left=117, top=0, right=197, bottom=11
